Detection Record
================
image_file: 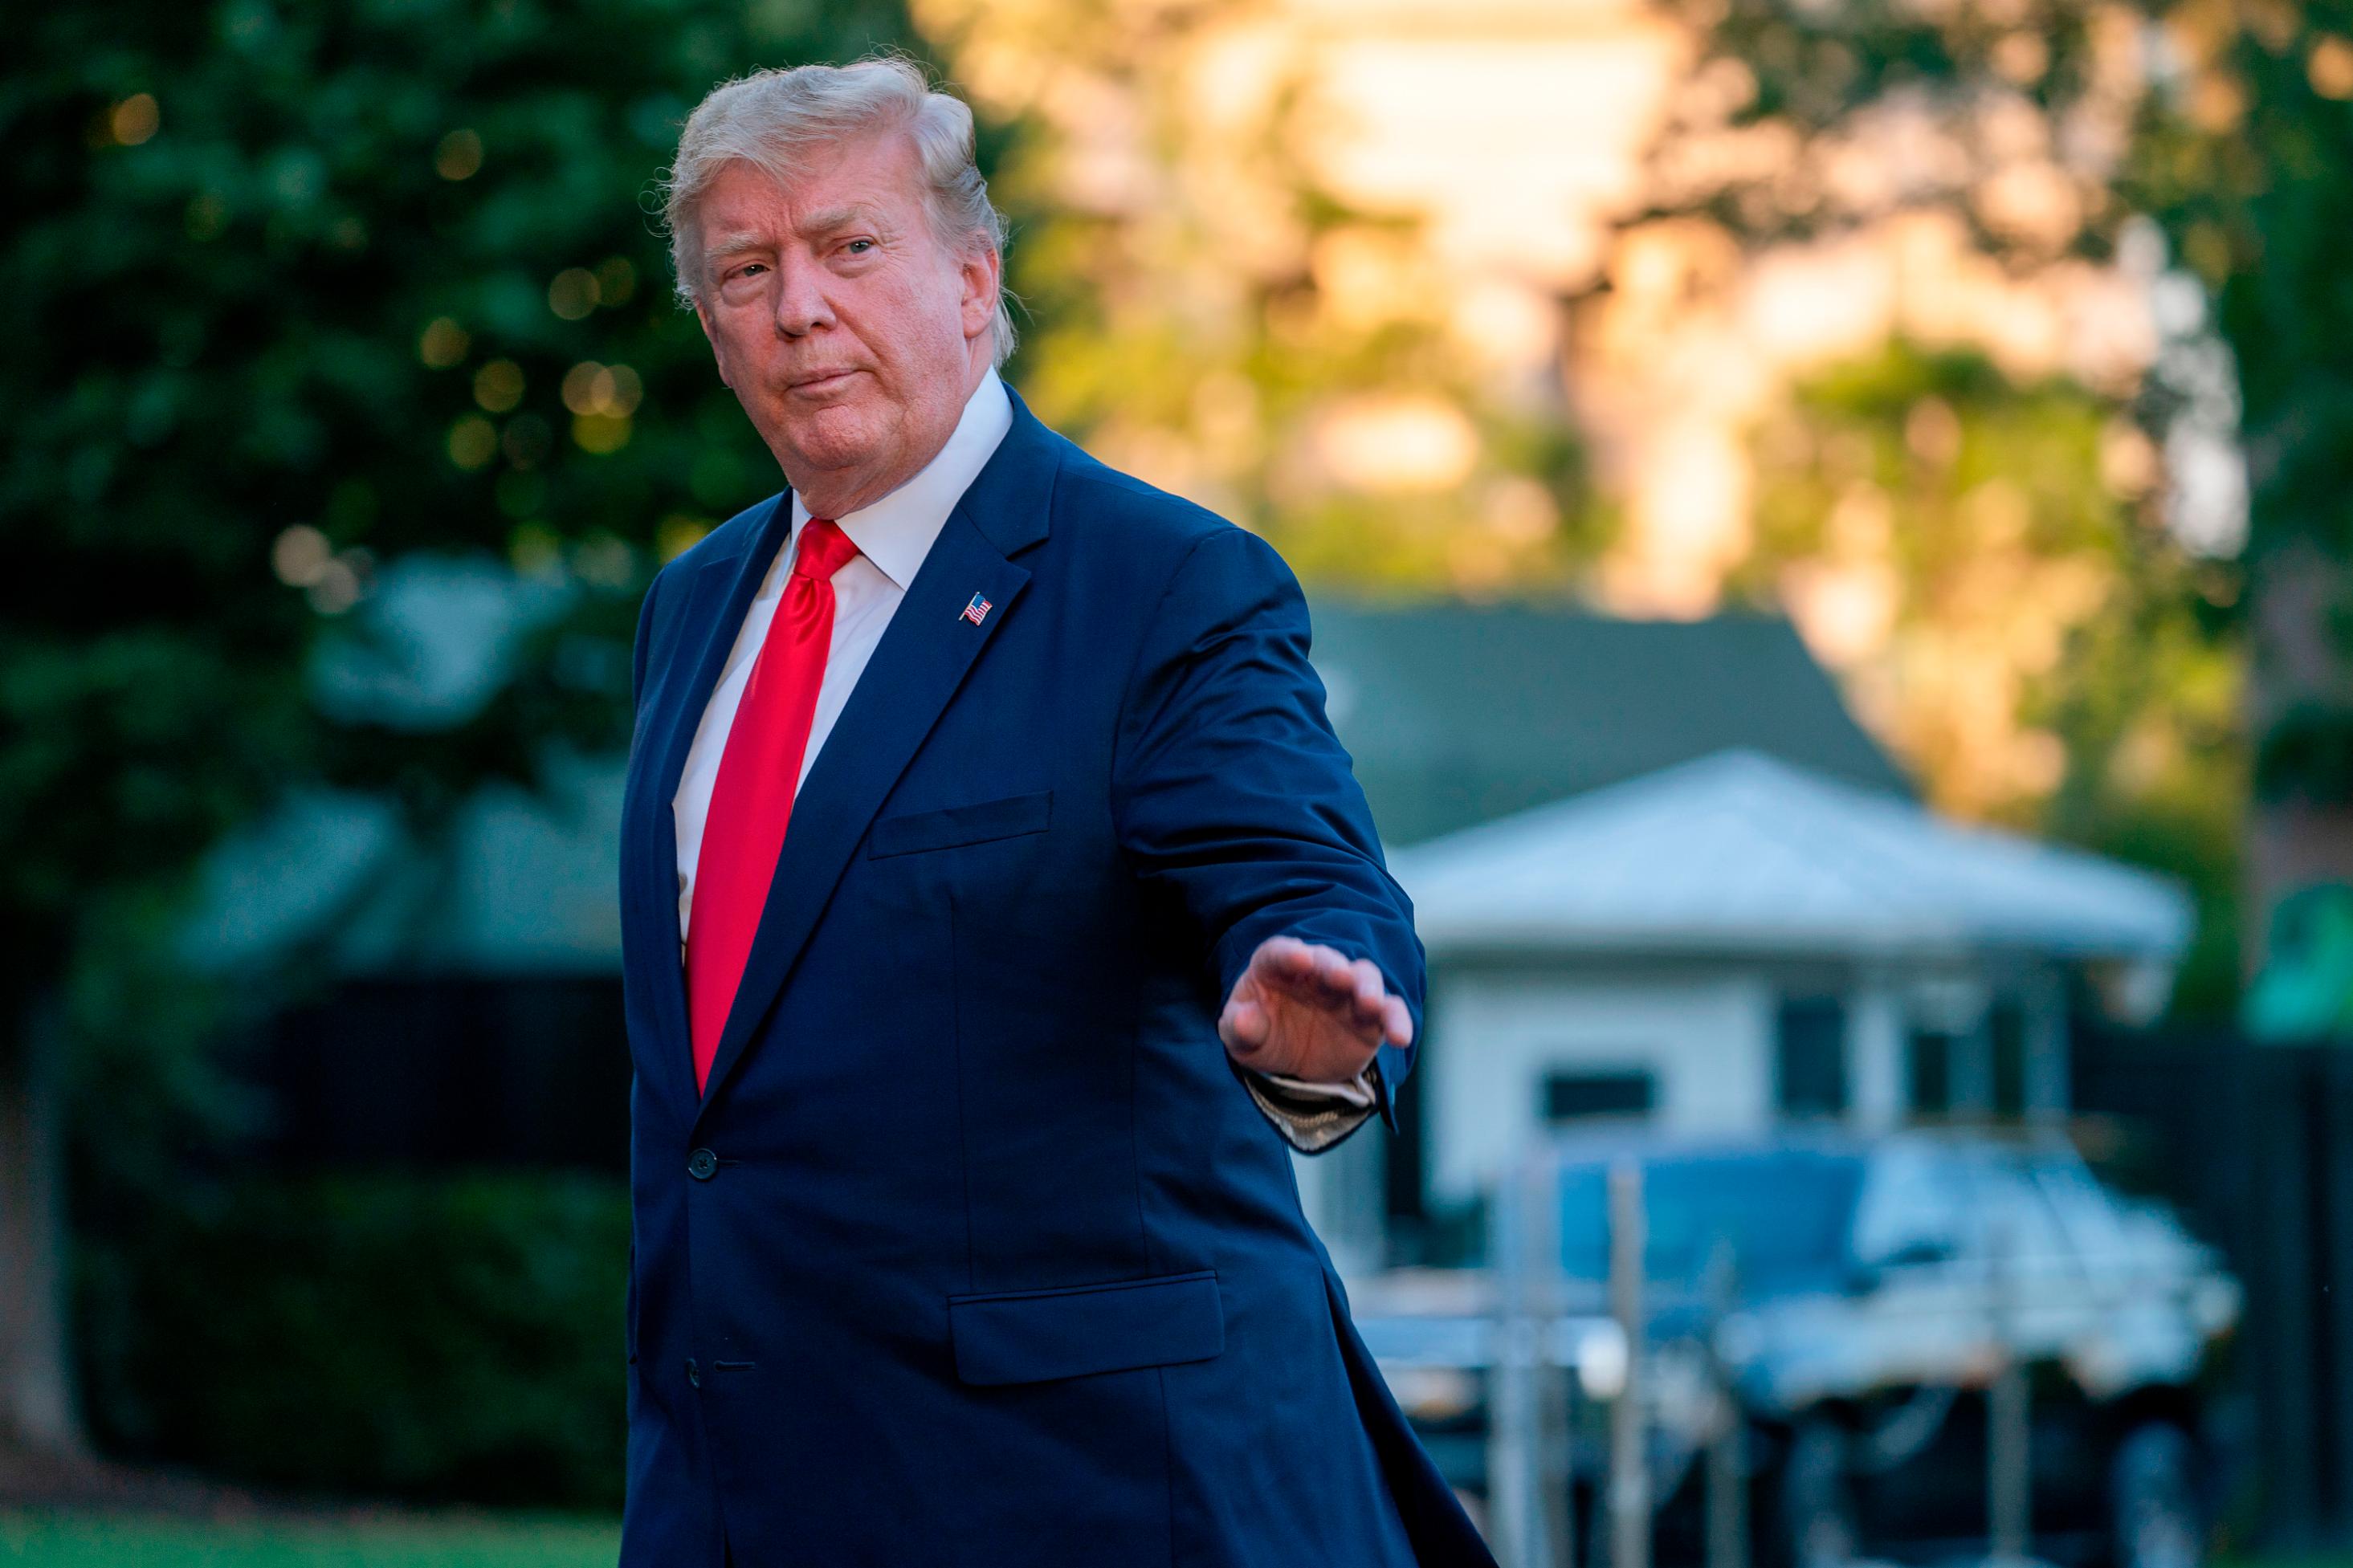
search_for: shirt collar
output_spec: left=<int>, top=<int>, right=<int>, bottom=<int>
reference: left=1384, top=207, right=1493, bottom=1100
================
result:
left=785, top=368, right=1014, bottom=591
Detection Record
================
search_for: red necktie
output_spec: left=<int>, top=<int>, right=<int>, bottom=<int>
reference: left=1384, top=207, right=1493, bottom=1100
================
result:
left=685, top=515, right=862, bottom=1094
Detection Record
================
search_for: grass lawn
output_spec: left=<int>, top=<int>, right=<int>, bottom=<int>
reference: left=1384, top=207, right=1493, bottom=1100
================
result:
left=0, top=1510, right=618, bottom=1567
left=3, top=1522, right=2322, bottom=1568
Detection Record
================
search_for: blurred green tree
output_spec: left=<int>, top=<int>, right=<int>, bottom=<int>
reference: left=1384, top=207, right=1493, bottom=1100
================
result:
left=915, top=0, right=1614, bottom=598
left=1738, top=340, right=2243, bottom=1014
left=0, top=0, right=942, bottom=1464
left=2131, top=2, right=2353, bottom=1021
left=1626, top=0, right=2290, bottom=1019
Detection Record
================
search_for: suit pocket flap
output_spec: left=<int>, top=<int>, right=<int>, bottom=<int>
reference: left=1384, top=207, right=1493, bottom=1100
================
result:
left=948, top=1269, right=1222, bottom=1386
left=867, top=789, right=1053, bottom=857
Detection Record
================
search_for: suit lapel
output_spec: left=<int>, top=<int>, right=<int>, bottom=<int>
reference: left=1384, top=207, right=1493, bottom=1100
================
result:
left=691, top=393, right=1062, bottom=1126
left=622, top=494, right=795, bottom=1121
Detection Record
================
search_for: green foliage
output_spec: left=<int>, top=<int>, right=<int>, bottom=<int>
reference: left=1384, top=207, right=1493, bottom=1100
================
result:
left=1650, top=0, right=2273, bottom=1017
left=1, top=0, right=932, bottom=1010
left=1, top=1510, right=618, bottom=1568
left=1741, top=344, right=2131, bottom=596
left=1743, top=340, right=2245, bottom=1016
left=1652, top=0, right=2122, bottom=255
left=75, top=1167, right=630, bottom=1511
left=2036, top=566, right=2246, bottom=1019
left=982, top=66, right=1609, bottom=596
left=2124, top=6, right=2353, bottom=832
left=2, top=0, right=950, bottom=1480
left=2130, top=5, right=2353, bottom=571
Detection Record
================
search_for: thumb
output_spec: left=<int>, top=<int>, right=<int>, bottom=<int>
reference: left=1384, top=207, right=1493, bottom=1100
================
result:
left=1219, top=995, right=1271, bottom=1057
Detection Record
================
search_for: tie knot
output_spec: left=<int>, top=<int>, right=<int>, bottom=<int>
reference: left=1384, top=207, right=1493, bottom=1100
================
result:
left=793, top=516, right=859, bottom=583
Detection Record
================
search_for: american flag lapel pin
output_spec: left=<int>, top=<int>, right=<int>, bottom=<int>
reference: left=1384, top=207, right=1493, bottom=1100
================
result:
left=961, top=592, right=993, bottom=626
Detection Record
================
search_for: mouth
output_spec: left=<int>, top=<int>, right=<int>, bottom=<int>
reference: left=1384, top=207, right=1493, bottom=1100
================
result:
left=785, top=368, right=862, bottom=396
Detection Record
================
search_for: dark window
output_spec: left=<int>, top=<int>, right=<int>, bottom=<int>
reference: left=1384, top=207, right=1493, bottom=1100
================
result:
left=1776, top=996, right=1849, bottom=1118
left=1990, top=1000, right=2028, bottom=1116
left=1908, top=1028, right=1954, bottom=1116
left=1543, top=1070, right=1654, bottom=1122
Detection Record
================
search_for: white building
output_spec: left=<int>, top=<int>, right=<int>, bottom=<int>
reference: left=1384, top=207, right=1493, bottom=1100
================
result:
left=1298, top=747, right=2190, bottom=1274
left=1295, top=604, right=2192, bottom=1273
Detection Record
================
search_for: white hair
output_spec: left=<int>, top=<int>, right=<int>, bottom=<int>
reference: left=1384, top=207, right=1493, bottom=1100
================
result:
left=656, top=55, right=1017, bottom=367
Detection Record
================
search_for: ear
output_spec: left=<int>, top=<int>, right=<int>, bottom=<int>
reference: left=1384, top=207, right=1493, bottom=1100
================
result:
left=958, top=243, right=1001, bottom=346
left=691, top=292, right=733, bottom=389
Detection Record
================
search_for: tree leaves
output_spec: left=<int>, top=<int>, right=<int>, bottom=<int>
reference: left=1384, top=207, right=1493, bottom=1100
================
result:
left=2, top=0, right=935, bottom=996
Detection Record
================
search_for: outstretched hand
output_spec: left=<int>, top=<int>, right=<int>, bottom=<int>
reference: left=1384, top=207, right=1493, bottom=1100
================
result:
left=1218, top=935, right=1413, bottom=1084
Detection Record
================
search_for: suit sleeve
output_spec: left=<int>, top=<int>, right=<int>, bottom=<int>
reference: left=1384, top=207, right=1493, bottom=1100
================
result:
left=1109, top=523, right=1424, bottom=1146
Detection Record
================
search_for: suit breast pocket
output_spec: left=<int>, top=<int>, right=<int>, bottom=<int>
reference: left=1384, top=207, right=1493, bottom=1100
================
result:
left=867, top=788, right=1053, bottom=858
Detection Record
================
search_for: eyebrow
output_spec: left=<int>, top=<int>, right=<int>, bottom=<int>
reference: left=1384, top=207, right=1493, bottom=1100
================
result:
left=703, top=229, right=773, bottom=264
left=794, top=203, right=891, bottom=239
left=696, top=202, right=899, bottom=278
left=701, top=205, right=896, bottom=271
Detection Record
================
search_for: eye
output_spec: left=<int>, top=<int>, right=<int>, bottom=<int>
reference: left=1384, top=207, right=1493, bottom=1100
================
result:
left=843, top=238, right=875, bottom=255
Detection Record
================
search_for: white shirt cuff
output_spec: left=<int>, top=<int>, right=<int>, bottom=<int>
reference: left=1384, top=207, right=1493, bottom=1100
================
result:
left=1254, top=1068, right=1376, bottom=1108
left=1240, top=1061, right=1383, bottom=1154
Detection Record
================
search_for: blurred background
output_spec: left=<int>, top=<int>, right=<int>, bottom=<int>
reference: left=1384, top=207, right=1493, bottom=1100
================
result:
left=5, top=0, right=2350, bottom=1562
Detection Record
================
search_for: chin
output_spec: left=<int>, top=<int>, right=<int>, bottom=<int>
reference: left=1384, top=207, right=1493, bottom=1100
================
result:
left=777, top=401, right=887, bottom=469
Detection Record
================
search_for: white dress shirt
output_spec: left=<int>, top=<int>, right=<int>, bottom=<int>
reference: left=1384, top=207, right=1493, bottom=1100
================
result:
left=671, top=367, right=1376, bottom=1149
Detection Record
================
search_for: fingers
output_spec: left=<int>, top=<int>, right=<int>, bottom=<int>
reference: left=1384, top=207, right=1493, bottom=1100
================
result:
left=1248, top=937, right=1411, bottom=1048
left=1252, top=935, right=1319, bottom=987
left=1343, top=956, right=1387, bottom=1029
left=1253, top=938, right=1356, bottom=1004
left=1218, top=996, right=1270, bottom=1058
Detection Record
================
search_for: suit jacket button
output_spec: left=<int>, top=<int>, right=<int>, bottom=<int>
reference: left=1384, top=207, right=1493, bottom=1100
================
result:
left=687, top=1147, right=719, bottom=1180
left=685, top=1357, right=701, bottom=1388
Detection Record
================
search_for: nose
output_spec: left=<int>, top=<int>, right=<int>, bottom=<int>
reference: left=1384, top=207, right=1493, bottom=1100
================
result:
left=771, top=250, right=835, bottom=339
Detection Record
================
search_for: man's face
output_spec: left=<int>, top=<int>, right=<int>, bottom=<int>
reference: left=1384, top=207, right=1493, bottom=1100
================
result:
left=690, top=130, right=998, bottom=507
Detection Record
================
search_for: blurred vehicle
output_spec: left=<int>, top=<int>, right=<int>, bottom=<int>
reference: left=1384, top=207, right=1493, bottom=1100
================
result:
left=1352, top=1127, right=2241, bottom=1568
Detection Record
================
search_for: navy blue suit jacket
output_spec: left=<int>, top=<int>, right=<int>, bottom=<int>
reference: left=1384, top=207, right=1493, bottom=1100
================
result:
left=617, top=385, right=1495, bottom=1566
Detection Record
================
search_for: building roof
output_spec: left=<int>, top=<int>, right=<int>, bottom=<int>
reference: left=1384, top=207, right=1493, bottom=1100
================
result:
left=1391, top=748, right=2192, bottom=963
left=1308, top=603, right=1910, bottom=846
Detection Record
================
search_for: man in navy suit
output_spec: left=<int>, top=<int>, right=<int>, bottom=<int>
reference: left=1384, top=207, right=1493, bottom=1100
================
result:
left=619, top=57, right=1496, bottom=1566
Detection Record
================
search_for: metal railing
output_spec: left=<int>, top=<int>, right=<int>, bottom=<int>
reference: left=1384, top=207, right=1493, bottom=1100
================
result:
left=1463, top=1146, right=2219, bottom=1568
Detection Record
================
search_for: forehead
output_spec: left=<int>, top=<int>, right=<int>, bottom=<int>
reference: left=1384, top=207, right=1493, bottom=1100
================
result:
left=695, top=129, right=927, bottom=235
